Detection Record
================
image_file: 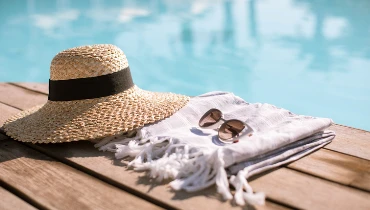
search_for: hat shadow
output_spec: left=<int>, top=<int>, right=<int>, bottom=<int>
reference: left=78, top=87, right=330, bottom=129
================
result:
left=134, top=174, right=233, bottom=205
left=28, top=139, right=120, bottom=163
left=0, top=128, right=117, bottom=163
left=167, top=166, right=280, bottom=209
left=168, top=185, right=258, bottom=209
left=0, top=136, right=56, bottom=164
left=134, top=166, right=267, bottom=209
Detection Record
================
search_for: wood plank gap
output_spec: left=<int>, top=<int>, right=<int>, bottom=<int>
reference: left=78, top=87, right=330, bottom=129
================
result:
left=287, top=163, right=370, bottom=194
left=326, top=124, right=370, bottom=161
left=0, top=83, right=47, bottom=110
left=0, top=102, right=21, bottom=131
left=0, top=101, right=22, bottom=112
left=324, top=147, right=370, bottom=162
left=8, top=83, right=48, bottom=95
left=0, top=179, right=48, bottom=210
left=250, top=167, right=370, bottom=209
left=0, top=186, right=37, bottom=210
left=0, top=139, right=161, bottom=210
left=287, top=148, right=370, bottom=193
left=23, top=142, right=179, bottom=210
left=264, top=197, right=297, bottom=210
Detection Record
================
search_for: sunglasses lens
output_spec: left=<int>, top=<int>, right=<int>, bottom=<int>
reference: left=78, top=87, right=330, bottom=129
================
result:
left=219, top=120, right=245, bottom=140
left=199, top=109, right=222, bottom=127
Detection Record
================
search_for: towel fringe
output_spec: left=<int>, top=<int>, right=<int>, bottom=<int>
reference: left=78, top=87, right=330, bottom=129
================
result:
left=97, top=129, right=263, bottom=206
left=229, top=169, right=265, bottom=206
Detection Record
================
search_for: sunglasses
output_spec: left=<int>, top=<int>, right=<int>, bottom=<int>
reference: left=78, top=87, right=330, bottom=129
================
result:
left=198, top=108, right=253, bottom=143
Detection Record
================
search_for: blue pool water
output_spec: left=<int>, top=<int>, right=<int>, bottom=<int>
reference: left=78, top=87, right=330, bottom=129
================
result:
left=0, top=0, right=369, bottom=131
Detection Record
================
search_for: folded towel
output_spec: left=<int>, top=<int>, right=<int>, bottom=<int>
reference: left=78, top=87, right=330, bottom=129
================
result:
left=96, top=91, right=335, bottom=206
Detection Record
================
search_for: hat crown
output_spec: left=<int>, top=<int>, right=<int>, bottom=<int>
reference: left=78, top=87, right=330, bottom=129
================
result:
left=50, top=44, right=129, bottom=80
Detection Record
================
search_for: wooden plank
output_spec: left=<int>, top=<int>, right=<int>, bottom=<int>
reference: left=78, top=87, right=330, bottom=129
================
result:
left=326, top=124, right=370, bottom=161
left=288, top=149, right=370, bottom=192
left=29, top=141, right=289, bottom=210
left=0, top=83, right=47, bottom=110
left=0, top=139, right=161, bottom=210
left=250, top=168, right=370, bottom=210
left=0, top=186, right=37, bottom=210
left=0, top=102, right=19, bottom=127
left=10, top=83, right=48, bottom=95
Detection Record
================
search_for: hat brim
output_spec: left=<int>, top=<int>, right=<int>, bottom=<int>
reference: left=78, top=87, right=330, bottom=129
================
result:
left=3, top=86, right=189, bottom=143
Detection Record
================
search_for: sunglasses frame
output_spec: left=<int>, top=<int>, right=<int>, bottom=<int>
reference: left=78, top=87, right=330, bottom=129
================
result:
left=198, top=108, right=254, bottom=143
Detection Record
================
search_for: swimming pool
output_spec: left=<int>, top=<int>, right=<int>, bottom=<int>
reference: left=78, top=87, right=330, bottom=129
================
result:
left=0, top=0, right=369, bottom=131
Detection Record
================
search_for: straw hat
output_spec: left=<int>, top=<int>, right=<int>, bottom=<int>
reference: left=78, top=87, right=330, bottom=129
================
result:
left=3, top=44, right=190, bottom=143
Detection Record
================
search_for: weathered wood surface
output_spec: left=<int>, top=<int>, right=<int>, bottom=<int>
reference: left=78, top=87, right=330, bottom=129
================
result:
left=288, top=148, right=370, bottom=192
left=0, top=138, right=160, bottom=210
left=1, top=82, right=369, bottom=210
left=326, top=124, right=370, bottom=161
left=251, top=168, right=370, bottom=210
left=10, top=82, right=48, bottom=95
left=0, top=102, right=19, bottom=128
left=0, top=83, right=47, bottom=110
left=28, top=137, right=370, bottom=210
left=25, top=140, right=286, bottom=210
left=0, top=186, right=37, bottom=210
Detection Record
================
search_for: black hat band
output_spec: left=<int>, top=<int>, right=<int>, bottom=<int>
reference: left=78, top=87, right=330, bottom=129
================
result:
left=48, top=67, right=134, bottom=101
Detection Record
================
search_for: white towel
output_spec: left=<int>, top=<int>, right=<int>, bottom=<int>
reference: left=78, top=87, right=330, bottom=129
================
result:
left=96, top=91, right=335, bottom=206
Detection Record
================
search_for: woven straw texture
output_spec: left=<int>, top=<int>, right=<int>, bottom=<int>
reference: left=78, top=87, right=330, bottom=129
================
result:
left=51, top=44, right=128, bottom=80
left=3, top=44, right=190, bottom=143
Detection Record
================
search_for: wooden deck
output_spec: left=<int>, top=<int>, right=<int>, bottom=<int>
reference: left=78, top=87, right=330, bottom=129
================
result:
left=0, top=82, right=369, bottom=210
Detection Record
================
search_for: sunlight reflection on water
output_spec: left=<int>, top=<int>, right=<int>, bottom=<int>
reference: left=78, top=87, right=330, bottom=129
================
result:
left=0, top=0, right=369, bottom=130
